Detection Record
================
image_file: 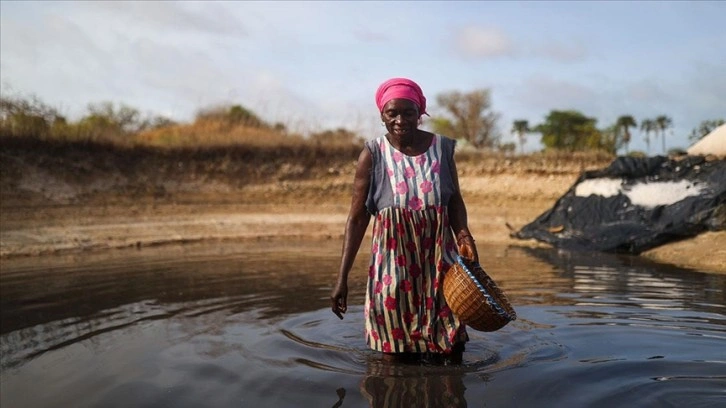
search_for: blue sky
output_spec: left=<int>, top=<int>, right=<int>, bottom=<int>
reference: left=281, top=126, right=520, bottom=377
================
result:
left=1, top=1, right=724, bottom=154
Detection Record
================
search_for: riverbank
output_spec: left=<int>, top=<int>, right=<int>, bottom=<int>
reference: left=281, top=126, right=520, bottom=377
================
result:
left=2, top=180, right=724, bottom=273
left=1, top=139, right=724, bottom=272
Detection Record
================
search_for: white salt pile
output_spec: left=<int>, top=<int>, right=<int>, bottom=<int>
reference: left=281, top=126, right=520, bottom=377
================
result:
left=574, top=178, right=623, bottom=198
left=625, top=180, right=705, bottom=208
left=575, top=178, right=706, bottom=208
left=687, top=124, right=726, bottom=157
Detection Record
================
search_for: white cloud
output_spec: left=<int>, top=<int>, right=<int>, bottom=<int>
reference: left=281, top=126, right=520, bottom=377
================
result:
left=451, top=25, right=515, bottom=59
left=83, top=2, right=247, bottom=38
left=0, top=2, right=255, bottom=122
left=1, top=1, right=721, bottom=150
left=449, top=24, right=587, bottom=63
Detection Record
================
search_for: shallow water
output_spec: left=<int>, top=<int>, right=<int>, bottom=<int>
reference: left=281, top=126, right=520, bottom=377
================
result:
left=1, top=240, right=725, bottom=408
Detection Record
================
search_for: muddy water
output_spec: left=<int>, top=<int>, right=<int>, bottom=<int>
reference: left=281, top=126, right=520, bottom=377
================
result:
left=1, top=240, right=724, bottom=408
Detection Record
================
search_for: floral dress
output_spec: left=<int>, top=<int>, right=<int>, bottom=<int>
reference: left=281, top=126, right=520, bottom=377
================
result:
left=363, top=134, right=468, bottom=354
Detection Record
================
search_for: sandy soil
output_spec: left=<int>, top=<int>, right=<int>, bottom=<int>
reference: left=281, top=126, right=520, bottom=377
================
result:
left=2, top=168, right=724, bottom=273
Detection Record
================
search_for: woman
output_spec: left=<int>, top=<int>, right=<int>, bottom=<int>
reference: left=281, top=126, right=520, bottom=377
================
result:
left=330, top=77, right=478, bottom=363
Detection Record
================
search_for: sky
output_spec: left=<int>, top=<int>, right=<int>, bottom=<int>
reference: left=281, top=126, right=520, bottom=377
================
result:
left=1, top=1, right=724, bottom=154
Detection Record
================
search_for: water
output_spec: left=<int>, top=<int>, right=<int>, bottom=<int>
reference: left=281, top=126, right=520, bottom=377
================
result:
left=1, top=240, right=725, bottom=407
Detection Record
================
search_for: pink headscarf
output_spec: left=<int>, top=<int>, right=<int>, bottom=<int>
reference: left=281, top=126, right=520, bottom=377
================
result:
left=375, top=77, right=428, bottom=117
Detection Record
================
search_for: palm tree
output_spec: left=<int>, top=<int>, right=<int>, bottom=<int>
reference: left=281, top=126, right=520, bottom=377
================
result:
left=655, top=115, right=672, bottom=154
left=615, top=115, right=637, bottom=154
left=511, top=119, right=530, bottom=154
left=640, top=119, right=656, bottom=155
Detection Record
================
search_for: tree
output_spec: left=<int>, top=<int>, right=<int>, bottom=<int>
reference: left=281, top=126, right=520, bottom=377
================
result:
left=429, top=117, right=456, bottom=141
left=228, top=104, right=264, bottom=127
left=195, top=104, right=266, bottom=128
left=75, top=102, right=146, bottom=142
left=431, top=89, right=500, bottom=148
left=0, top=94, right=62, bottom=139
left=534, top=110, right=603, bottom=152
left=144, top=115, right=177, bottom=130
left=655, top=115, right=672, bottom=154
left=600, top=124, right=621, bottom=155
left=615, top=115, right=637, bottom=154
left=640, top=118, right=656, bottom=154
left=688, top=119, right=725, bottom=142
left=511, top=119, right=530, bottom=154
left=82, top=102, right=143, bottom=132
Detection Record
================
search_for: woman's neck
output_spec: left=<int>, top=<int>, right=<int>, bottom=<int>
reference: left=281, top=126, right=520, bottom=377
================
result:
left=386, top=130, right=433, bottom=156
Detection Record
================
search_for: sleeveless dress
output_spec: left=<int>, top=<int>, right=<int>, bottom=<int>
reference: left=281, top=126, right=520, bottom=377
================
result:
left=363, top=134, right=468, bottom=354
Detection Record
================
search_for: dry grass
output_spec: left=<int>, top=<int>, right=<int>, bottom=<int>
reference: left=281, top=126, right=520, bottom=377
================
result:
left=134, top=119, right=307, bottom=149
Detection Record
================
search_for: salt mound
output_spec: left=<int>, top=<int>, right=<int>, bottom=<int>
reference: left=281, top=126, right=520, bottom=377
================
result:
left=687, top=124, right=726, bottom=157
left=624, top=180, right=705, bottom=208
left=575, top=178, right=623, bottom=198
left=575, top=178, right=706, bottom=208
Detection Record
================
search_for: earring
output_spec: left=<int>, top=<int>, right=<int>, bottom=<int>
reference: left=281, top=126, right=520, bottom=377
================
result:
left=381, top=122, right=385, bottom=127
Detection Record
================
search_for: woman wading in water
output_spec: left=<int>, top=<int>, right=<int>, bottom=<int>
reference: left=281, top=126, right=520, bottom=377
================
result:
left=331, top=77, right=478, bottom=363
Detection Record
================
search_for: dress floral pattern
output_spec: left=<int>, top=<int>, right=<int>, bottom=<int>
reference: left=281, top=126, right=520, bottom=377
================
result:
left=364, top=134, right=467, bottom=354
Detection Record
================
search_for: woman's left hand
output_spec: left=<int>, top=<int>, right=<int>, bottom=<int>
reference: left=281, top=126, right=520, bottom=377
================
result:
left=458, top=236, right=479, bottom=262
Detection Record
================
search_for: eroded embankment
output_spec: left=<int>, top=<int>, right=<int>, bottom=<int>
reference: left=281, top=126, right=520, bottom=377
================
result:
left=9, top=137, right=723, bottom=274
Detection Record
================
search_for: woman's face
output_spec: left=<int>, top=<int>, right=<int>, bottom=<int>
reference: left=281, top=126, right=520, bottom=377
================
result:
left=381, top=99, right=420, bottom=138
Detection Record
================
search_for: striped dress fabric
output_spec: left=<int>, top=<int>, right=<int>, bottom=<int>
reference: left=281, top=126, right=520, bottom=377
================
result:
left=364, top=134, right=468, bottom=354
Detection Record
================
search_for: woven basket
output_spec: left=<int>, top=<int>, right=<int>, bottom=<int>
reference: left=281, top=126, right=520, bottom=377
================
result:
left=443, top=255, right=517, bottom=332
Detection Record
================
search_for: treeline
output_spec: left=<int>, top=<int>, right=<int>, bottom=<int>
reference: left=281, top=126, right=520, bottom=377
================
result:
left=1, top=91, right=722, bottom=156
left=511, top=113, right=723, bottom=156
left=408, top=89, right=721, bottom=156
left=0, top=95, right=173, bottom=144
left=0, top=94, right=363, bottom=149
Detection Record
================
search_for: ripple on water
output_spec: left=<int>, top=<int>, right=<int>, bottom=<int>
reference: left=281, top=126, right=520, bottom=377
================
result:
left=1, top=243, right=725, bottom=408
left=270, top=306, right=569, bottom=376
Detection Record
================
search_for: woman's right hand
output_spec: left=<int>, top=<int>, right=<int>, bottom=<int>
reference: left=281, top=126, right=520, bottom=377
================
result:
left=330, top=147, right=371, bottom=321
left=331, top=282, right=348, bottom=320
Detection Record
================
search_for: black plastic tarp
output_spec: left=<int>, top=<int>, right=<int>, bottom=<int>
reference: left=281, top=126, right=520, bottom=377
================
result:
left=513, top=155, right=726, bottom=254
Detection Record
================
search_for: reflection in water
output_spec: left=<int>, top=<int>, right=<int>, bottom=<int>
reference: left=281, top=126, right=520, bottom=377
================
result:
left=361, top=359, right=468, bottom=408
left=0, top=241, right=365, bottom=370
left=517, top=246, right=726, bottom=310
left=1, top=241, right=725, bottom=408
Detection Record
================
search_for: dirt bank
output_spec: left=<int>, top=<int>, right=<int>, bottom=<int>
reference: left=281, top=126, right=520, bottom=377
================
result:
left=1, top=138, right=724, bottom=273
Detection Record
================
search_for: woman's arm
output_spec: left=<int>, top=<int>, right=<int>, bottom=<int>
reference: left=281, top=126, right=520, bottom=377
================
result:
left=447, top=156, right=479, bottom=262
left=331, top=147, right=372, bottom=319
